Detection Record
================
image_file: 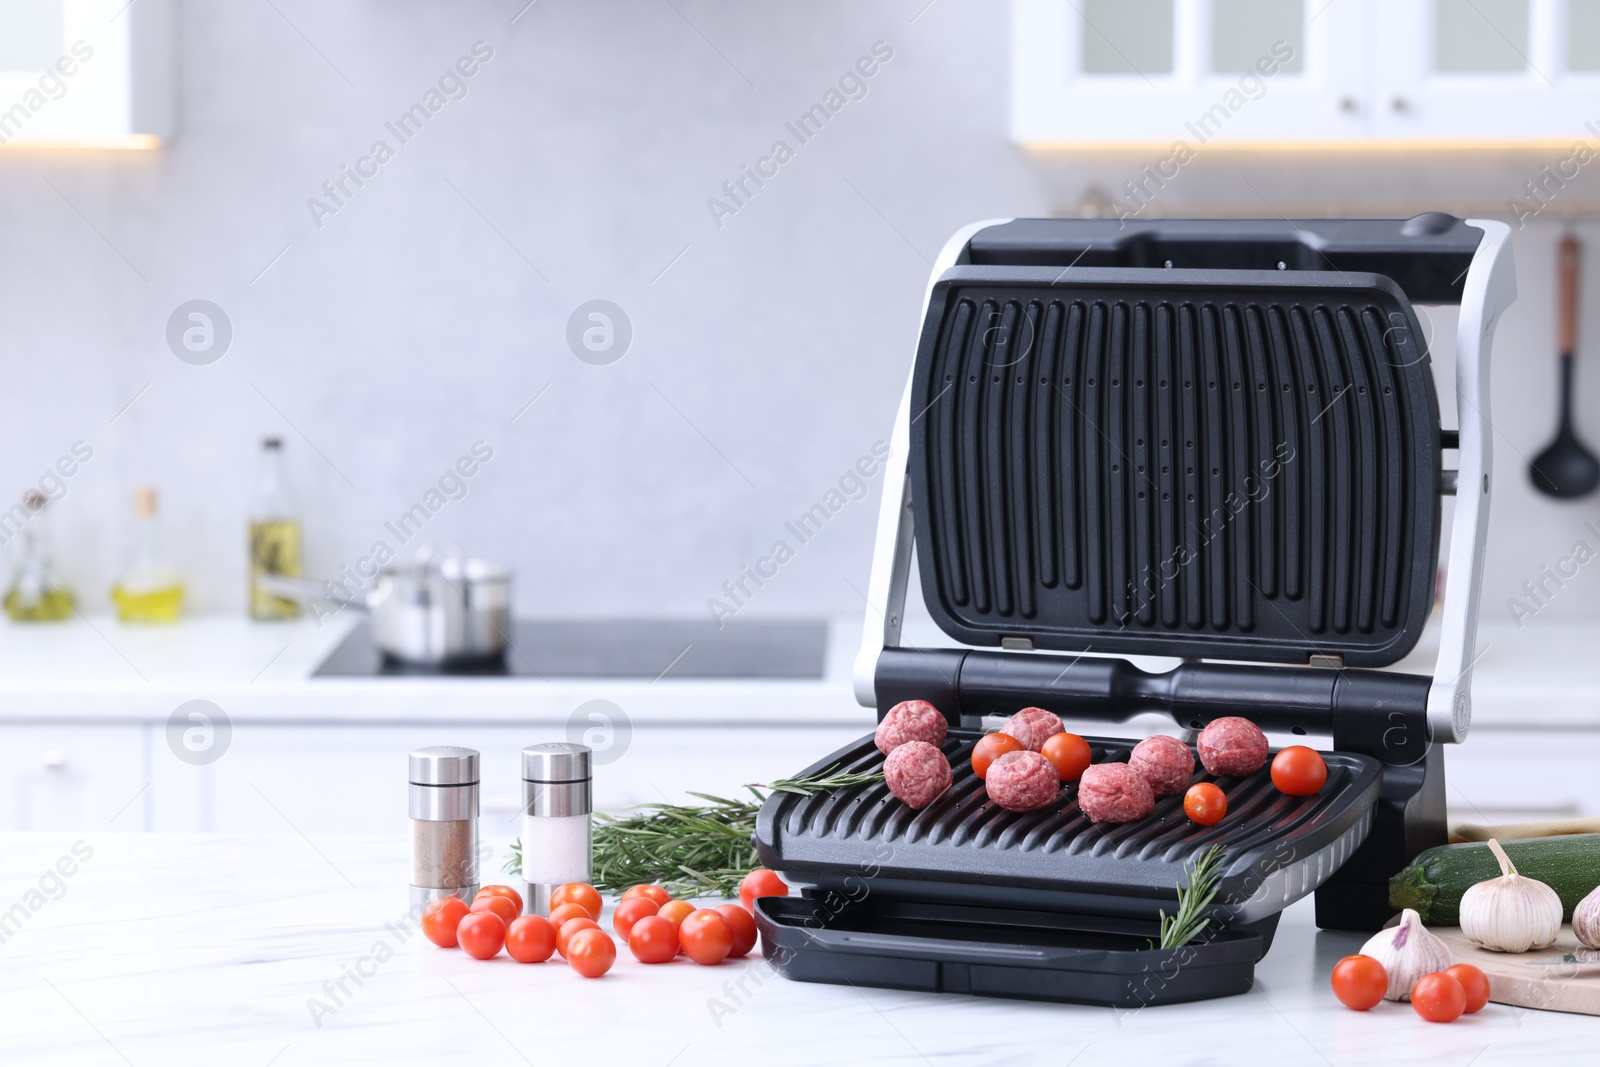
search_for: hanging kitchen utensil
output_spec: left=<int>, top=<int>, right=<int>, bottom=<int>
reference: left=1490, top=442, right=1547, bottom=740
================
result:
left=1530, top=234, right=1600, bottom=499
left=260, top=541, right=511, bottom=665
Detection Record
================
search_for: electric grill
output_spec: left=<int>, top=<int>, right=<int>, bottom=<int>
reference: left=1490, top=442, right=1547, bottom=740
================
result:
left=752, top=215, right=1516, bottom=1005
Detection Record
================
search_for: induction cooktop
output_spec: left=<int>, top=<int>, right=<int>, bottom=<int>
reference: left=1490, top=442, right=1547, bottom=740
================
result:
left=313, top=618, right=830, bottom=679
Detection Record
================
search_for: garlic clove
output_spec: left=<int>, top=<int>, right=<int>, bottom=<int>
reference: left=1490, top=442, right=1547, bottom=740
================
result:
left=1570, top=883, right=1600, bottom=950
left=1459, top=838, right=1563, bottom=954
left=1359, top=907, right=1455, bottom=1001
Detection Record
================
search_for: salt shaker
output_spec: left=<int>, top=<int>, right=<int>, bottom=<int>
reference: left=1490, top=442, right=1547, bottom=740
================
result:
left=521, top=742, right=592, bottom=915
left=409, top=746, right=480, bottom=911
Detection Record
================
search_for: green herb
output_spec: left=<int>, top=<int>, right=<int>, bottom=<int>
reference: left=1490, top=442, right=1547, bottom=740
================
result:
left=502, top=767, right=883, bottom=897
left=1157, top=844, right=1227, bottom=950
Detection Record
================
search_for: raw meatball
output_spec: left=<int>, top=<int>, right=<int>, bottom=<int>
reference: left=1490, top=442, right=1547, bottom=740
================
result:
left=884, top=741, right=953, bottom=809
left=1077, top=763, right=1156, bottom=824
left=875, top=700, right=948, bottom=755
left=1197, top=717, right=1270, bottom=777
left=999, top=707, right=1065, bottom=753
left=985, top=751, right=1060, bottom=813
left=1129, top=735, right=1196, bottom=797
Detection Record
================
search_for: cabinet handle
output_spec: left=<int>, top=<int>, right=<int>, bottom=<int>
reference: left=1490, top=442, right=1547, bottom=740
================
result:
left=1338, top=96, right=1359, bottom=113
left=41, top=750, right=67, bottom=770
left=1391, top=96, right=1410, bottom=113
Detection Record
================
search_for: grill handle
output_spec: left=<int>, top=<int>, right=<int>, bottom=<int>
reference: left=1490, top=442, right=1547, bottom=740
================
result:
left=875, top=647, right=1431, bottom=767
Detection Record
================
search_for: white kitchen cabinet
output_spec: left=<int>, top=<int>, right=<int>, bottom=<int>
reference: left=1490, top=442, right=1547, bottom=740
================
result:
left=0, top=724, right=150, bottom=832
left=1444, top=728, right=1600, bottom=822
left=1013, top=0, right=1600, bottom=146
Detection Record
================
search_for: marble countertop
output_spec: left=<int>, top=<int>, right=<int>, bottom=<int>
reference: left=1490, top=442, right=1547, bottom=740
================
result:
left=3, top=831, right=1593, bottom=1066
left=0, top=610, right=1597, bottom=730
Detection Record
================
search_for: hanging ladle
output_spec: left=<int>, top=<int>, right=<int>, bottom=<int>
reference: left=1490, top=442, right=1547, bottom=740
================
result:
left=1530, top=234, right=1600, bottom=499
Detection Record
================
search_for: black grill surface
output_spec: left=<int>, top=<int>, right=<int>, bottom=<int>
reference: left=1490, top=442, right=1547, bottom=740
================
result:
left=908, top=266, right=1441, bottom=666
left=755, top=729, right=1382, bottom=910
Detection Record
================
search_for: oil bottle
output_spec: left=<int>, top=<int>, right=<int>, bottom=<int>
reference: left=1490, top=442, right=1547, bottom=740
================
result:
left=248, top=437, right=302, bottom=619
left=4, top=490, right=76, bottom=622
left=111, top=486, right=183, bottom=623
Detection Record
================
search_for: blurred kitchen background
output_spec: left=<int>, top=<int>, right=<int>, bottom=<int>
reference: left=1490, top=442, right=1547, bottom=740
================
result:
left=5, top=0, right=1600, bottom=839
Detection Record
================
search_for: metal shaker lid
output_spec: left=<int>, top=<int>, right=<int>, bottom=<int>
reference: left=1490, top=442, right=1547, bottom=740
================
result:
left=410, top=746, right=480, bottom=785
left=522, top=742, right=591, bottom=782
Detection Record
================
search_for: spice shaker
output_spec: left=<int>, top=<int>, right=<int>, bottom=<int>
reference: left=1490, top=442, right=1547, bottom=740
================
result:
left=409, top=746, right=480, bottom=910
left=521, top=742, right=592, bottom=915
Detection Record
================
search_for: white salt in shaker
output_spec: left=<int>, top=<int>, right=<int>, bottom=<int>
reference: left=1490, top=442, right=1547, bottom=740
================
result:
left=520, top=742, right=592, bottom=915
left=409, top=746, right=480, bottom=911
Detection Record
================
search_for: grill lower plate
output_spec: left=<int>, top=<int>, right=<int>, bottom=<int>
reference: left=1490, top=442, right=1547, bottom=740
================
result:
left=755, top=729, right=1382, bottom=923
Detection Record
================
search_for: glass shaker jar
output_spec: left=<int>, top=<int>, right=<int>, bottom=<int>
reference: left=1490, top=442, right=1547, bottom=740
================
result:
left=409, top=746, right=480, bottom=910
left=520, top=742, right=592, bottom=915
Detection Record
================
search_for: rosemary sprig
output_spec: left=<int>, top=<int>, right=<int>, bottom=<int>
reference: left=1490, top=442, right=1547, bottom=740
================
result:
left=1157, top=844, right=1227, bottom=950
left=502, top=767, right=882, bottom=897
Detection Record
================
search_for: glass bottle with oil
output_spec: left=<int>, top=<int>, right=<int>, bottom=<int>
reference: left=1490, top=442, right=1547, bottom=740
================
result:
left=249, top=437, right=302, bottom=620
left=111, top=486, right=183, bottom=623
left=4, top=490, right=76, bottom=622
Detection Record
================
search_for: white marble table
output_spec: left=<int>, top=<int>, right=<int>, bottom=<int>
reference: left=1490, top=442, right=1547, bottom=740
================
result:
left=2, top=832, right=1595, bottom=1066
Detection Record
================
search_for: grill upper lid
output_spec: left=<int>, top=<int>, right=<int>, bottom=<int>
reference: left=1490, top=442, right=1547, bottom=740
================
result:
left=908, top=265, right=1441, bottom=668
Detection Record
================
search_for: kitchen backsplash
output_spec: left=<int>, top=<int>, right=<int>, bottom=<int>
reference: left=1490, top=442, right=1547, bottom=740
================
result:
left=1, top=0, right=1599, bottom=628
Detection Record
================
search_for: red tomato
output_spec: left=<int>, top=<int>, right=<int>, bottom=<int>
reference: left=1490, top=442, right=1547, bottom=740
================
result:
left=469, top=893, right=520, bottom=926
left=504, top=915, right=557, bottom=963
left=1446, top=963, right=1490, bottom=1014
left=1183, top=782, right=1228, bottom=826
left=565, top=928, right=616, bottom=978
left=421, top=896, right=470, bottom=948
left=716, top=904, right=758, bottom=958
left=549, top=902, right=592, bottom=930
left=474, top=884, right=524, bottom=914
left=456, top=911, right=505, bottom=960
left=657, top=899, right=696, bottom=927
left=738, top=869, right=789, bottom=913
left=1271, top=746, right=1328, bottom=796
left=628, top=914, right=680, bottom=964
left=971, top=733, right=1025, bottom=780
left=550, top=883, right=603, bottom=921
left=612, top=897, right=661, bottom=941
left=1412, top=972, right=1467, bottom=1023
left=679, top=909, right=734, bottom=965
left=1330, top=954, right=1388, bottom=1011
left=1040, top=732, right=1092, bottom=782
left=622, top=884, right=673, bottom=908
left=555, top=917, right=600, bottom=958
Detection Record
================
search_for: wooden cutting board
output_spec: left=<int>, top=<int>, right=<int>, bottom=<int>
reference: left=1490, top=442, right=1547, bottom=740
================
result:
left=1433, top=926, right=1600, bottom=1016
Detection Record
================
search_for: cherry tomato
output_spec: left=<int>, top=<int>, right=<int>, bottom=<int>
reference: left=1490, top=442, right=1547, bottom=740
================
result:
left=421, top=896, right=470, bottom=948
left=1330, top=954, right=1388, bottom=1011
left=474, top=884, right=524, bottom=914
left=1183, top=782, right=1229, bottom=826
left=657, top=899, right=696, bottom=927
left=1446, top=963, right=1490, bottom=1014
left=622, top=884, right=673, bottom=908
left=679, top=908, right=734, bottom=965
left=612, top=896, right=660, bottom=941
left=456, top=911, right=505, bottom=960
left=716, top=904, right=758, bottom=958
left=971, top=733, right=1025, bottom=780
left=470, top=893, right=520, bottom=926
left=1040, top=732, right=1092, bottom=782
left=504, top=915, right=557, bottom=963
left=1271, top=746, right=1328, bottom=797
left=738, top=868, right=789, bottom=913
left=1412, top=972, right=1466, bottom=1023
left=628, top=914, right=680, bottom=964
left=549, top=883, right=603, bottom=921
left=565, top=927, right=616, bottom=978
left=549, top=902, right=592, bottom=930
left=556, top=917, right=600, bottom=958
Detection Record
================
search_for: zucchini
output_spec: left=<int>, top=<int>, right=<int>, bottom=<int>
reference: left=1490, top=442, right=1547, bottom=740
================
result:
left=1389, top=834, right=1600, bottom=925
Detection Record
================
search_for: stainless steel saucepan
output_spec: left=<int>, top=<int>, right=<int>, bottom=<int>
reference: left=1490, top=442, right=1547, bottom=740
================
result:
left=261, top=542, right=511, bottom=665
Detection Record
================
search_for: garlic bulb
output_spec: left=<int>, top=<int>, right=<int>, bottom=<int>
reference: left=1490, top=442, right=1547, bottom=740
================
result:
left=1359, top=907, right=1454, bottom=1001
left=1459, top=838, right=1562, bottom=953
left=1571, top=883, right=1600, bottom=950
